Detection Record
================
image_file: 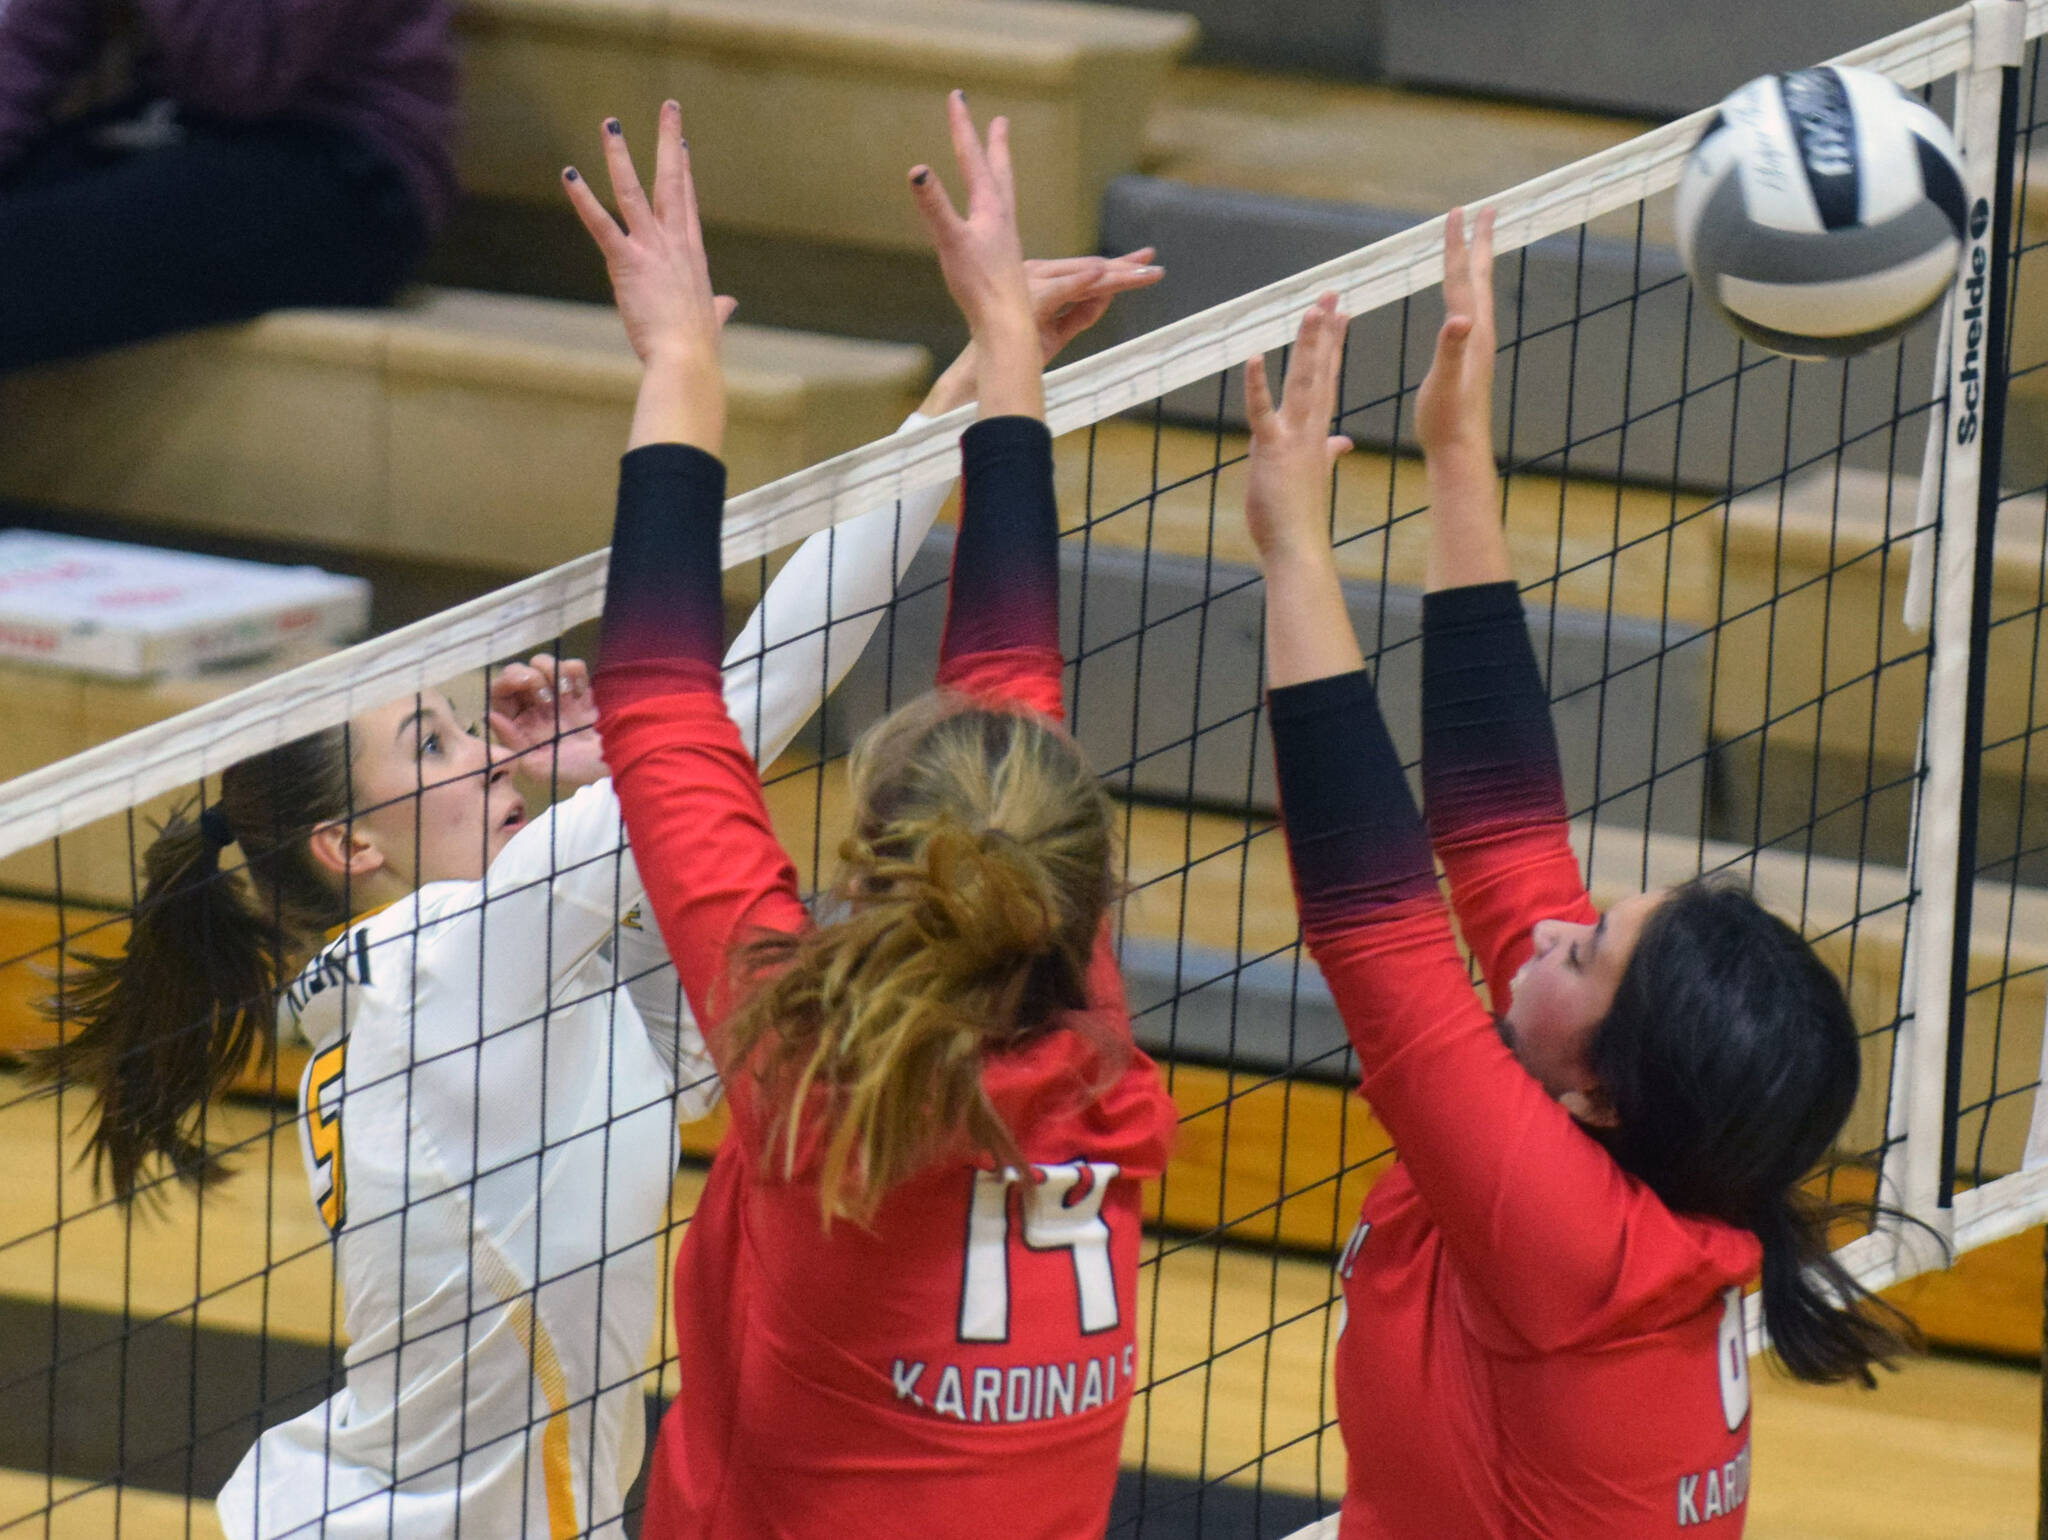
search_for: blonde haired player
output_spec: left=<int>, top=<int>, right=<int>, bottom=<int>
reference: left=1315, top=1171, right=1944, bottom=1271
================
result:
left=574, top=95, right=1177, bottom=1539
left=35, top=169, right=1156, bottom=1539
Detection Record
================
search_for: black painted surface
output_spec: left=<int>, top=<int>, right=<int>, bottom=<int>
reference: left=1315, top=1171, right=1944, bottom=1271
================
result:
left=0, top=1294, right=342, bottom=1500
left=0, top=1295, right=1337, bottom=1538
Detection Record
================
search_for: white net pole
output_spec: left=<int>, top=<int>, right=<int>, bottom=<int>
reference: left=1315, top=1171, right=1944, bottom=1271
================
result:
left=1886, top=0, right=2027, bottom=1257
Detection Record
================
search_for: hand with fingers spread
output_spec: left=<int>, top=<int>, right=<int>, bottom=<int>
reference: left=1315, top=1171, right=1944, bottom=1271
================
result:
left=919, top=248, right=1165, bottom=416
left=489, top=655, right=606, bottom=790
left=1243, top=293, right=1357, bottom=566
left=1415, top=208, right=1512, bottom=591
left=562, top=101, right=735, bottom=453
left=907, top=90, right=1042, bottom=420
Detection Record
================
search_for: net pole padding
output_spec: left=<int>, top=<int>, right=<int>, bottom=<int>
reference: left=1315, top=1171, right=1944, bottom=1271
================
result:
left=1909, top=2, right=2042, bottom=627
left=0, top=5, right=1998, bottom=864
left=1939, top=1, right=2028, bottom=1209
left=1888, top=0, right=2028, bottom=1252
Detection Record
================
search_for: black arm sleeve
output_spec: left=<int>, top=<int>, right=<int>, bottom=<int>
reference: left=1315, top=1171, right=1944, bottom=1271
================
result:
left=1420, top=581, right=1568, bottom=839
left=941, top=415, right=1060, bottom=661
left=599, top=443, right=729, bottom=676
left=1269, top=670, right=1438, bottom=933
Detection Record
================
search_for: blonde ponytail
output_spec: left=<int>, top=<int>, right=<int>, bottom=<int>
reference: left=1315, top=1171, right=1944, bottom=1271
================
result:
left=725, top=694, right=1115, bottom=1226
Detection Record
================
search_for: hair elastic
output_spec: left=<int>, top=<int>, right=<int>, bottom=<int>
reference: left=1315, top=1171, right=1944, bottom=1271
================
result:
left=198, top=805, right=236, bottom=850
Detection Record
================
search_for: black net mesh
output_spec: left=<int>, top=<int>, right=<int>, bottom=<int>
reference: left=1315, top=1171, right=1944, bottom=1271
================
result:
left=0, top=44, right=2029, bottom=1540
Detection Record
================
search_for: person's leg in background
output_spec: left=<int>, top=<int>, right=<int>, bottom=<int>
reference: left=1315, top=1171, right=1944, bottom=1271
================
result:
left=0, top=108, right=427, bottom=371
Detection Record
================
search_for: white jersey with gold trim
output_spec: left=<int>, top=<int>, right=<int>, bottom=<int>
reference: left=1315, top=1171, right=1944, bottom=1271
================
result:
left=218, top=781, right=703, bottom=1540
left=216, top=415, right=953, bottom=1539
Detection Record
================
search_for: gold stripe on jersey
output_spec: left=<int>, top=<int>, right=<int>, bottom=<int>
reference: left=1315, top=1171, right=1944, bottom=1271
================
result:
left=476, top=1241, right=581, bottom=1540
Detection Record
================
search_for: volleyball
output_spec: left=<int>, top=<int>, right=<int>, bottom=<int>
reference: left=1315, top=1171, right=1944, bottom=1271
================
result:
left=1675, top=65, right=1971, bottom=360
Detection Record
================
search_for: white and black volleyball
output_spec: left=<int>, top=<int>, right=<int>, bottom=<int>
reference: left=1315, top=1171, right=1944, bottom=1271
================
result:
left=1675, top=66, right=1970, bottom=359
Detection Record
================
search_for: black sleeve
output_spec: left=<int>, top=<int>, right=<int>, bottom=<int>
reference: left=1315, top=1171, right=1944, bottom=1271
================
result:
left=599, top=443, right=729, bottom=676
left=1420, top=581, right=1568, bottom=839
left=941, top=415, right=1060, bottom=661
left=1269, top=670, right=1438, bottom=934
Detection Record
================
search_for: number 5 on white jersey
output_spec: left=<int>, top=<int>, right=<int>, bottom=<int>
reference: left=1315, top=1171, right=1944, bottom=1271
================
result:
left=959, top=1162, right=1121, bottom=1343
left=299, top=1042, right=348, bottom=1233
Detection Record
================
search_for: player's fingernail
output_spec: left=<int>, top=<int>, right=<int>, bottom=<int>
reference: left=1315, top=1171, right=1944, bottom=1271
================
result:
left=912, top=168, right=930, bottom=185
left=564, top=167, right=579, bottom=182
left=605, top=118, right=622, bottom=136
left=665, top=98, right=679, bottom=115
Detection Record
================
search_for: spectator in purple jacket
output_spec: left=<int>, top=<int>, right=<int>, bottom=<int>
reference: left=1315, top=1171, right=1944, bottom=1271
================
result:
left=0, top=0, right=456, bottom=371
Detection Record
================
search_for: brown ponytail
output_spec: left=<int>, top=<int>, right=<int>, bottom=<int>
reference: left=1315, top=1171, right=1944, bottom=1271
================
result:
left=724, top=693, right=1115, bottom=1227
left=30, top=729, right=354, bottom=1201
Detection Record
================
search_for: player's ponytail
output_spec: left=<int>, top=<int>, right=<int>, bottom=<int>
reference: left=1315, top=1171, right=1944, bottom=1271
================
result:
left=725, top=693, right=1115, bottom=1226
left=1748, top=1187, right=1918, bottom=1384
left=1589, top=878, right=1923, bottom=1386
left=30, top=729, right=354, bottom=1201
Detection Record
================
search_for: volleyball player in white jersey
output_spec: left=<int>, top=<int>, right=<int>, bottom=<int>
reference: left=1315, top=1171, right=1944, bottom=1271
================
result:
left=34, top=225, right=1159, bottom=1537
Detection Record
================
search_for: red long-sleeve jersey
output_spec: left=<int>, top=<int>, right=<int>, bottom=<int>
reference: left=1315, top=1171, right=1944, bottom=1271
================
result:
left=1270, top=584, right=1762, bottom=1539
left=596, top=421, right=1177, bottom=1540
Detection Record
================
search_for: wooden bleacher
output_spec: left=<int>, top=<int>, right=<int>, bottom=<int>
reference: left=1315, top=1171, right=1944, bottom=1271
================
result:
left=456, top=0, right=1197, bottom=257
left=0, top=290, right=929, bottom=574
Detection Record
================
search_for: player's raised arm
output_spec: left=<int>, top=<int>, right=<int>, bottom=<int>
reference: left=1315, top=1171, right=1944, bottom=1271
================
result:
left=909, top=91, right=1066, bottom=718
left=575, top=106, right=807, bottom=1031
left=1243, top=295, right=1365, bottom=688
left=1238, top=296, right=1468, bottom=1056
left=1409, top=208, right=1592, bottom=1003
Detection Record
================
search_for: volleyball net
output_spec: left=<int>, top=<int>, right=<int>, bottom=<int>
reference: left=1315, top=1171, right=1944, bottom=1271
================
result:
left=6, top=3, right=2048, bottom=1535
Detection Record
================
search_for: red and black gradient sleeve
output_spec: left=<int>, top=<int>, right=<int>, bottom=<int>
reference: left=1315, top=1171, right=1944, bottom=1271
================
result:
left=1420, top=582, right=1594, bottom=1008
left=597, top=443, right=729, bottom=705
left=595, top=443, right=807, bottom=1053
left=1271, top=658, right=1691, bottom=1352
left=1268, top=669, right=1439, bottom=939
left=935, top=416, right=1065, bottom=723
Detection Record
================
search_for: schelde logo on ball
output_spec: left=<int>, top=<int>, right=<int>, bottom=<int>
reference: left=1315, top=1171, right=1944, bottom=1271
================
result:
left=1955, top=197, right=1993, bottom=447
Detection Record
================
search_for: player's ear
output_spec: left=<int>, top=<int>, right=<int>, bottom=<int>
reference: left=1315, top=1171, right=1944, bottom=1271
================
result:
left=1558, top=1083, right=1620, bottom=1130
left=309, top=819, right=389, bottom=883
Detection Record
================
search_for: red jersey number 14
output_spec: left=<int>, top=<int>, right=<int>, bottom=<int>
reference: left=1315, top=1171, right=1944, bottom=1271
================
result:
left=959, top=1163, right=1122, bottom=1343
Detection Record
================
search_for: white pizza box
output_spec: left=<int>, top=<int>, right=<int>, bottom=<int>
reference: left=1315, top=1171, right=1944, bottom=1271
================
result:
left=0, top=531, right=371, bottom=678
